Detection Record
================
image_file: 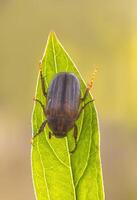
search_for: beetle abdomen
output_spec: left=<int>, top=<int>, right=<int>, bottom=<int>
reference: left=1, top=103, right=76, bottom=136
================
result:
left=46, top=72, right=80, bottom=119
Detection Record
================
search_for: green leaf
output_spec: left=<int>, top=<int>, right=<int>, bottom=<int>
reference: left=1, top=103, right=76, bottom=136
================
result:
left=31, top=32, right=105, bottom=200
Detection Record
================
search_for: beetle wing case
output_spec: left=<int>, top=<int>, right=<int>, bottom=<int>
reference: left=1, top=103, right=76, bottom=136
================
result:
left=45, top=72, right=81, bottom=136
left=46, top=72, right=80, bottom=118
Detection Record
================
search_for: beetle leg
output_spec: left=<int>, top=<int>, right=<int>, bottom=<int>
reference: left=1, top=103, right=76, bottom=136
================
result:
left=39, top=62, right=47, bottom=98
left=77, top=100, right=94, bottom=119
left=32, top=119, right=47, bottom=140
left=33, top=98, right=46, bottom=116
left=49, top=131, right=53, bottom=139
left=40, top=70, right=47, bottom=98
left=70, top=124, right=78, bottom=153
left=80, top=88, right=89, bottom=102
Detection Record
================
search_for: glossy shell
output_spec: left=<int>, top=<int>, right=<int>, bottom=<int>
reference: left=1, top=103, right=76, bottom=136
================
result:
left=46, top=72, right=80, bottom=137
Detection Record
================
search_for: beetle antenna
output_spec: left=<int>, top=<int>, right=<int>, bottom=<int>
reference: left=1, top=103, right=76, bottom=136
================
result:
left=87, top=66, right=98, bottom=90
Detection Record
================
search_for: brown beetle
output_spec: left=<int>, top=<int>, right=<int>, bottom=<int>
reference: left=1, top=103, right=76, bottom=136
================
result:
left=33, top=65, right=96, bottom=152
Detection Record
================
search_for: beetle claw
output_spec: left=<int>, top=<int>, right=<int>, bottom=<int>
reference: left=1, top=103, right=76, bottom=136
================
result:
left=70, top=142, right=77, bottom=154
left=70, top=148, right=76, bottom=154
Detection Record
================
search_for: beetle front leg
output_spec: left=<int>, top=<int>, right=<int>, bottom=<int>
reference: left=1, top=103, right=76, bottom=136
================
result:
left=33, top=98, right=46, bottom=116
left=77, top=100, right=94, bottom=119
left=70, top=124, right=78, bottom=153
left=40, top=70, right=47, bottom=98
left=80, top=88, right=89, bottom=102
left=32, top=119, right=47, bottom=140
left=39, top=61, right=47, bottom=98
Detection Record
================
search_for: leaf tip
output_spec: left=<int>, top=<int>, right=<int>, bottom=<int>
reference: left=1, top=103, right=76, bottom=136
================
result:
left=49, top=31, right=57, bottom=40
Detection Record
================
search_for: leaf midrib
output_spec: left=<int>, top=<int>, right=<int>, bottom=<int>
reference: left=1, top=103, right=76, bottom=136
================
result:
left=50, top=34, right=76, bottom=200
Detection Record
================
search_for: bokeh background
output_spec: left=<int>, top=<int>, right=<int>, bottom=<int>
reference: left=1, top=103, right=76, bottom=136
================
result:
left=0, top=0, right=137, bottom=199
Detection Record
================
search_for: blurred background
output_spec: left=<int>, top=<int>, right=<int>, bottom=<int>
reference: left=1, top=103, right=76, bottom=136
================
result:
left=0, top=0, right=137, bottom=199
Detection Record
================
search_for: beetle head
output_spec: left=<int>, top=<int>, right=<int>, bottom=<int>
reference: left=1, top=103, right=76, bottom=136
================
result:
left=48, top=117, right=74, bottom=138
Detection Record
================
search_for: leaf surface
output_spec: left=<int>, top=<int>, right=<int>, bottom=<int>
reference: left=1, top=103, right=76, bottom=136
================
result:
left=31, top=32, right=104, bottom=200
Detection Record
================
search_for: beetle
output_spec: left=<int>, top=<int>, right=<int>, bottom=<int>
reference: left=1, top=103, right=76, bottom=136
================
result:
left=33, top=63, right=96, bottom=152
